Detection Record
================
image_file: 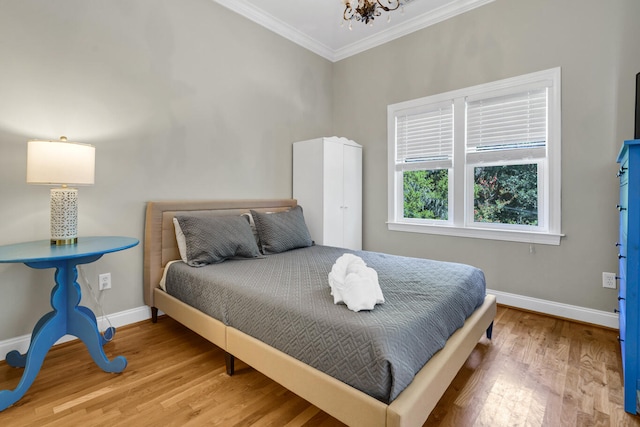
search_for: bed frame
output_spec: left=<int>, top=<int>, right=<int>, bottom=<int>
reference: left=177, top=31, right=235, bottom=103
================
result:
left=143, top=199, right=497, bottom=427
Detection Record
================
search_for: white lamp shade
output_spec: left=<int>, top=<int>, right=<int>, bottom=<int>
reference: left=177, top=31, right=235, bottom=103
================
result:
left=26, top=139, right=95, bottom=185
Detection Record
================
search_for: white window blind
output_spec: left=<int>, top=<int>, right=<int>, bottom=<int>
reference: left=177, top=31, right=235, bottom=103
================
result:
left=466, top=88, right=547, bottom=162
left=395, top=101, right=453, bottom=171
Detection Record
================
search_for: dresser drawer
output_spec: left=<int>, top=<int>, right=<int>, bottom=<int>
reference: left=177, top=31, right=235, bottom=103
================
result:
left=619, top=298, right=627, bottom=340
left=619, top=297, right=627, bottom=374
left=619, top=259, right=627, bottom=298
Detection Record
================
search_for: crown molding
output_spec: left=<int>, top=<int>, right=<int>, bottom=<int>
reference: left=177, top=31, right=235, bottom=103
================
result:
left=213, top=0, right=495, bottom=63
left=213, top=0, right=335, bottom=61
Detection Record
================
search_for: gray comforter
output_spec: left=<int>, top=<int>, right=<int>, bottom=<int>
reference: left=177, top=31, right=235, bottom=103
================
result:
left=165, top=245, right=486, bottom=403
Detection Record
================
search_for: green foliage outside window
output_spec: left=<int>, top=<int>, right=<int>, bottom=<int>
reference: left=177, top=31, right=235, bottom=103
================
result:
left=403, top=164, right=538, bottom=226
left=403, top=169, right=448, bottom=220
left=474, top=164, right=538, bottom=225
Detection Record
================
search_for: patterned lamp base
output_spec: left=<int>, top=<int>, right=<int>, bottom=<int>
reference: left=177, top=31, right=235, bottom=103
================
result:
left=50, top=187, right=78, bottom=245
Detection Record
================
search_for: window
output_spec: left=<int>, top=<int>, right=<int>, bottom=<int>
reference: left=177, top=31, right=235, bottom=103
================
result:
left=387, top=68, right=562, bottom=245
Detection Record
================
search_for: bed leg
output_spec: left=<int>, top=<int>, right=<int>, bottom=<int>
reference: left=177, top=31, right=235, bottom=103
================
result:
left=486, top=322, right=494, bottom=339
left=151, top=307, right=158, bottom=323
left=225, top=352, right=235, bottom=376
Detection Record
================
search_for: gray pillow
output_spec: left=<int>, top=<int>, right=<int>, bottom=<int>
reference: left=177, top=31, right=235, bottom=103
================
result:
left=250, top=206, right=313, bottom=254
left=174, top=213, right=262, bottom=266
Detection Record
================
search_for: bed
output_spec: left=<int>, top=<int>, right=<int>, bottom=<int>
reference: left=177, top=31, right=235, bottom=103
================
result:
left=143, top=199, right=497, bottom=427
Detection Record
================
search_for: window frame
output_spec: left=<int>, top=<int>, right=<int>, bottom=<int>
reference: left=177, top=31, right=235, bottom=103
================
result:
left=387, top=67, right=562, bottom=245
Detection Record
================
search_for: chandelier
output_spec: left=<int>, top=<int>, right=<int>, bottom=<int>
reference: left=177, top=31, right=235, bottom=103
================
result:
left=342, top=0, right=408, bottom=26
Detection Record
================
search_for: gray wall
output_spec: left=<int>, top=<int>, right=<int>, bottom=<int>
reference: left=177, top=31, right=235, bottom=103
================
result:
left=333, top=0, right=640, bottom=312
left=0, top=0, right=333, bottom=340
left=0, top=0, right=638, bottom=342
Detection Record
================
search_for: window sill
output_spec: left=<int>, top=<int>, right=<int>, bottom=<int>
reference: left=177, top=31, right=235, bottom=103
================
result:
left=387, top=222, right=563, bottom=245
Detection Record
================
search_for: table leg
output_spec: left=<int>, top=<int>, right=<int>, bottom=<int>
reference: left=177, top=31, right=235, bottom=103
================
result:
left=0, top=314, right=64, bottom=411
left=62, top=260, right=126, bottom=372
left=77, top=306, right=111, bottom=347
left=68, top=306, right=127, bottom=373
left=5, top=311, right=56, bottom=368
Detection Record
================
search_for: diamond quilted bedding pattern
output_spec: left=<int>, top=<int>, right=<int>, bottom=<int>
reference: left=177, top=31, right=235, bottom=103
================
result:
left=165, top=245, right=485, bottom=403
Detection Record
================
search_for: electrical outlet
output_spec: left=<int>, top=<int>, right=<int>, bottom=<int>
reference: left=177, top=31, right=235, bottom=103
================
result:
left=99, top=273, right=112, bottom=291
left=602, top=272, right=617, bottom=289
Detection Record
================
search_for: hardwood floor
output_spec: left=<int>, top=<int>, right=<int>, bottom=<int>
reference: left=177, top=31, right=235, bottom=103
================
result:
left=0, top=306, right=639, bottom=426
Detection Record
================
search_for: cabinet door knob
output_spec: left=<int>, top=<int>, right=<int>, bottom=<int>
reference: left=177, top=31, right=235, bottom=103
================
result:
left=617, top=166, right=627, bottom=177
left=616, top=242, right=622, bottom=247
left=619, top=296, right=625, bottom=301
left=617, top=204, right=627, bottom=212
left=618, top=336, right=624, bottom=342
left=619, top=254, right=626, bottom=259
left=614, top=309, right=620, bottom=313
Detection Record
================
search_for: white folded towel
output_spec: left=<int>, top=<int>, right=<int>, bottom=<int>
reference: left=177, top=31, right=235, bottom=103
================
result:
left=328, top=253, right=364, bottom=302
left=328, top=254, right=384, bottom=312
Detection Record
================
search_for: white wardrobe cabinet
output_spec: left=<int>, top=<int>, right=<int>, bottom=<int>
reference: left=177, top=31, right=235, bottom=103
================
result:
left=293, top=137, right=362, bottom=250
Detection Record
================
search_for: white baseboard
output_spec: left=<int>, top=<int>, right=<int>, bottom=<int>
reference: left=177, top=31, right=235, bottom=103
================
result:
left=0, top=294, right=619, bottom=363
left=487, top=288, right=619, bottom=329
left=0, top=306, right=152, bottom=362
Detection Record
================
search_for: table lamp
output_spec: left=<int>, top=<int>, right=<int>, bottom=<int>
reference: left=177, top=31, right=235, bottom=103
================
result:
left=26, top=137, right=95, bottom=245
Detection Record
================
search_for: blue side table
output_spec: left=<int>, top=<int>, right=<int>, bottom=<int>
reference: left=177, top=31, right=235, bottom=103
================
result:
left=0, top=236, right=138, bottom=411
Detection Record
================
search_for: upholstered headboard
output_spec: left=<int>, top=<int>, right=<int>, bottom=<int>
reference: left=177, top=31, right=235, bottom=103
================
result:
left=143, top=199, right=298, bottom=307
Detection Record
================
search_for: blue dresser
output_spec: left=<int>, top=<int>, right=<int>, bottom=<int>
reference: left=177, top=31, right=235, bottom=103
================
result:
left=617, top=140, right=640, bottom=414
